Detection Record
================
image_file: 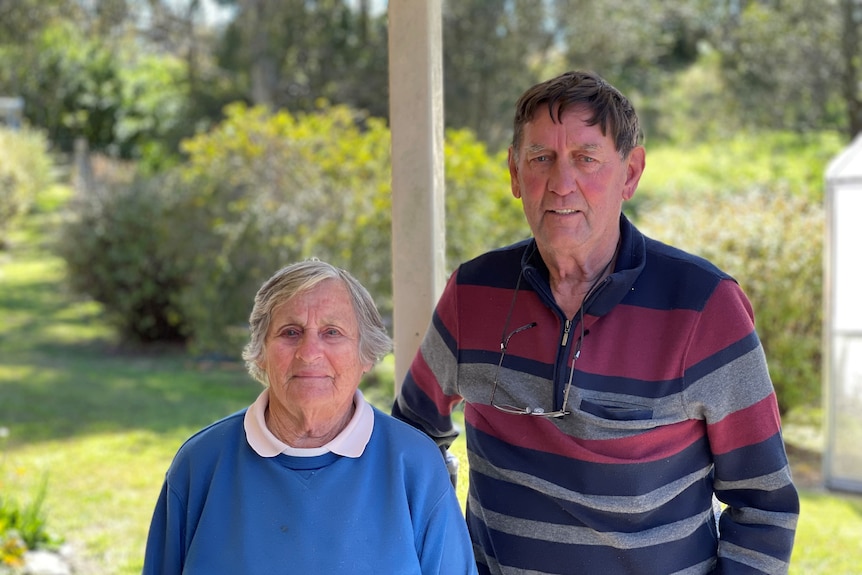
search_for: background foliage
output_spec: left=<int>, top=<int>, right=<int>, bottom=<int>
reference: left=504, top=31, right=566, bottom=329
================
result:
left=0, top=127, right=56, bottom=249
left=0, top=0, right=855, bottom=410
left=1, top=0, right=861, bottom=571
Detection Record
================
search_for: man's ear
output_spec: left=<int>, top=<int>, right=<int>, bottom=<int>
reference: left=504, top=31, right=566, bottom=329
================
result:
left=508, top=147, right=522, bottom=199
left=622, top=146, right=646, bottom=201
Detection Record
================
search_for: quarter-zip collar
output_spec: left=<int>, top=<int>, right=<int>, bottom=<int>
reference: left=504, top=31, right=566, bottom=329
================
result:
left=519, top=213, right=646, bottom=318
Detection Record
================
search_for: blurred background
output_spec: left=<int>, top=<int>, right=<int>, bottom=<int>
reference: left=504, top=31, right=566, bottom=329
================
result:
left=0, top=1, right=860, bottom=573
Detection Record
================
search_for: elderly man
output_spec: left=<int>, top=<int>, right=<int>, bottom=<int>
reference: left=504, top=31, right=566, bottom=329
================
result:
left=393, top=71, right=799, bottom=574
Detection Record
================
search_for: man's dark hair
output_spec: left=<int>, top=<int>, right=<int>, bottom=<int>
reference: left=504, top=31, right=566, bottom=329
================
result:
left=511, top=71, right=642, bottom=159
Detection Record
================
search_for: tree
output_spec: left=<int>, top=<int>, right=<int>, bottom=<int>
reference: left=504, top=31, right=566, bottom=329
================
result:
left=715, top=0, right=857, bottom=137
left=216, top=0, right=389, bottom=118
left=839, top=0, right=862, bottom=136
left=442, top=0, right=557, bottom=149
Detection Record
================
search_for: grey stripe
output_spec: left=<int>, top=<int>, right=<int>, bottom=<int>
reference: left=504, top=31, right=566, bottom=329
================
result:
left=684, top=346, right=774, bottom=422
left=719, top=541, right=790, bottom=574
left=715, top=502, right=799, bottom=531
left=714, top=466, right=796, bottom=496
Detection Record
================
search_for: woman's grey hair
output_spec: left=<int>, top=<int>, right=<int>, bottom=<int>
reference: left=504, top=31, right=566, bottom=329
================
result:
left=242, top=259, right=392, bottom=386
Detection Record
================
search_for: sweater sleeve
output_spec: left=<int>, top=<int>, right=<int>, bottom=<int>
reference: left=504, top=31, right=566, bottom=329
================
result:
left=142, top=480, right=186, bottom=575
left=684, top=279, right=799, bottom=573
left=392, top=270, right=464, bottom=449
left=415, top=485, right=478, bottom=575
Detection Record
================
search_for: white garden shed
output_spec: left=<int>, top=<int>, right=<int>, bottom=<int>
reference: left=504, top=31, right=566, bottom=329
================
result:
left=823, top=132, right=862, bottom=493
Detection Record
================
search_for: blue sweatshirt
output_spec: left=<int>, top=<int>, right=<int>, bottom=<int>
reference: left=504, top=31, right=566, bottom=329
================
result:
left=143, top=404, right=477, bottom=574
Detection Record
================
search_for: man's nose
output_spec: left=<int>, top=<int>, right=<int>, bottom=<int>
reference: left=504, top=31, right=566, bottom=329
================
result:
left=549, top=159, right=578, bottom=195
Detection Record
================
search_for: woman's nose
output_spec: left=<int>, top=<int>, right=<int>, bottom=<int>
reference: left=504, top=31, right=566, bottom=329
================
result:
left=295, top=335, right=323, bottom=362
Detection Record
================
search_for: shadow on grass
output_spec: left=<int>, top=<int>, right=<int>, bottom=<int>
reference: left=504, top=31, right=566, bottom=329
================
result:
left=0, top=331, right=261, bottom=444
left=0, top=218, right=261, bottom=446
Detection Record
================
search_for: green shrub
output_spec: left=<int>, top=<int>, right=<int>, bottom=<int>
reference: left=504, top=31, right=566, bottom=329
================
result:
left=443, top=129, right=523, bottom=267
left=0, top=478, right=53, bottom=552
left=0, top=428, right=58, bottom=570
left=0, top=126, right=56, bottom=248
left=174, top=102, right=396, bottom=355
left=634, top=188, right=822, bottom=413
left=637, top=131, right=844, bottom=205
left=57, top=173, right=194, bottom=343
left=59, top=102, right=519, bottom=356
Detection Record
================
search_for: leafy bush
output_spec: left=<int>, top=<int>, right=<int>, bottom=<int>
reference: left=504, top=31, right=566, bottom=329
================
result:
left=177, top=104, right=521, bottom=353
left=636, top=131, right=844, bottom=206
left=173, top=102, right=395, bottom=354
left=443, top=129, right=524, bottom=267
left=57, top=173, right=194, bottom=343
left=59, top=102, right=520, bottom=356
left=634, top=188, right=823, bottom=413
left=0, top=126, right=56, bottom=248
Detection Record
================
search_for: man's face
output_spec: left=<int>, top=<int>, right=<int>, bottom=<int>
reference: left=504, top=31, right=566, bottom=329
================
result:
left=508, top=106, right=644, bottom=258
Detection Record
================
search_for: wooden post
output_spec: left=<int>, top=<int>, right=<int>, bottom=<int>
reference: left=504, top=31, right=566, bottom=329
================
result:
left=388, top=0, right=446, bottom=393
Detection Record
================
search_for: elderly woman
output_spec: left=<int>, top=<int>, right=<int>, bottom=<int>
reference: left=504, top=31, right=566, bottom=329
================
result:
left=143, top=260, right=477, bottom=575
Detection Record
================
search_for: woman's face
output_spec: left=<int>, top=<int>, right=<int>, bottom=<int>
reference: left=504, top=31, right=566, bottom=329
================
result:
left=259, top=278, right=371, bottom=426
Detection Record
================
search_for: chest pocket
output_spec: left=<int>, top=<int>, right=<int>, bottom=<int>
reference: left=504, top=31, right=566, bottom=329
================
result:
left=579, top=398, right=653, bottom=421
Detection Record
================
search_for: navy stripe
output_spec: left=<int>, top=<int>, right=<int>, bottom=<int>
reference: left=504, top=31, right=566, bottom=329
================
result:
left=577, top=370, right=683, bottom=399
left=717, top=559, right=774, bottom=575
left=722, top=519, right=798, bottom=562
left=393, top=371, right=456, bottom=441
left=470, top=469, right=715, bottom=530
left=462, top=348, right=554, bottom=379
left=466, top=423, right=713, bottom=497
left=622, top=243, right=726, bottom=311
left=713, top=433, right=790, bottom=481
left=718, top=483, right=799, bottom=517
left=467, top=507, right=718, bottom=574
left=430, top=310, right=458, bottom=356
left=457, top=241, right=529, bottom=289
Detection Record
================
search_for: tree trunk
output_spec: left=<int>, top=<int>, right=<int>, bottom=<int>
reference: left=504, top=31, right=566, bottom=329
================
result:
left=243, top=0, right=277, bottom=108
left=840, top=0, right=862, bottom=138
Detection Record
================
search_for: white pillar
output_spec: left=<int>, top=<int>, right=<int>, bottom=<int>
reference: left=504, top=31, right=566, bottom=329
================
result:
left=388, top=0, right=446, bottom=393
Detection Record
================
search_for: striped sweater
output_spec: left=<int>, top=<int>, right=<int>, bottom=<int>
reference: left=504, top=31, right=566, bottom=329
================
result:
left=392, top=214, right=799, bottom=574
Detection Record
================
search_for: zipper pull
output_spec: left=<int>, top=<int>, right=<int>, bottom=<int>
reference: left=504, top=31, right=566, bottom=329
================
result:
left=561, top=319, right=571, bottom=347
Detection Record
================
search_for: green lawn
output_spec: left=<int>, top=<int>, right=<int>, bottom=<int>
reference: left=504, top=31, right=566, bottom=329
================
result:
left=1, top=202, right=861, bottom=574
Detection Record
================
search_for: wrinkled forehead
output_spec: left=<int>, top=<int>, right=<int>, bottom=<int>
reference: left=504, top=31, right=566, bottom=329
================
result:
left=270, top=279, right=357, bottom=325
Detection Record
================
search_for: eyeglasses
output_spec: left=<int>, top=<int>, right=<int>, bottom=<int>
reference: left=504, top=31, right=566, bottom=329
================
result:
left=489, top=319, right=584, bottom=418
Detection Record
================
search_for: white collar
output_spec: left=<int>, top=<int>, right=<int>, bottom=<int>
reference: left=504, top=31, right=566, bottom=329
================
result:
left=243, top=388, right=374, bottom=458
